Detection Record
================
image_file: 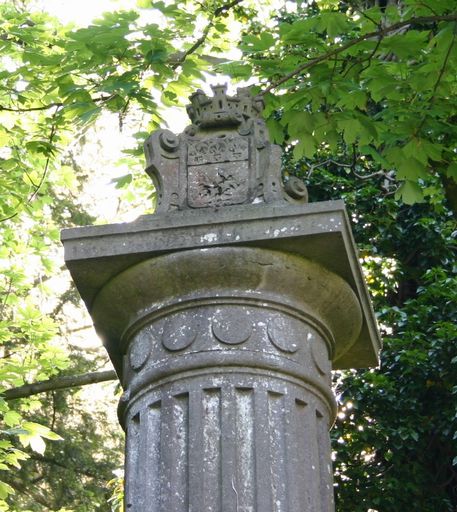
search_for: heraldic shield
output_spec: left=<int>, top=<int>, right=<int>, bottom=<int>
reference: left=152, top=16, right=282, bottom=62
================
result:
left=143, top=84, right=309, bottom=212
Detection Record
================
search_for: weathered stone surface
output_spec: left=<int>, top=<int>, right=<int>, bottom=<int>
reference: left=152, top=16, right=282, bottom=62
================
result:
left=62, top=85, right=381, bottom=512
left=98, top=247, right=348, bottom=511
left=62, top=200, right=380, bottom=371
left=143, top=84, right=308, bottom=212
left=91, top=247, right=362, bottom=384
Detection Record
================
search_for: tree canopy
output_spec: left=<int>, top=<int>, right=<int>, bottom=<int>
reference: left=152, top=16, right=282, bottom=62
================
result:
left=0, top=0, right=456, bottom=510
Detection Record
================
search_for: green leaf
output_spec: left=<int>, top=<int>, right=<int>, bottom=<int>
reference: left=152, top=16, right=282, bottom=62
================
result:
left=266, top=119, right=285, bottom=144
left=145, top=48, right=168, bottom=64
left=241, top=32, right=275, bottom=52
left=279, top=19, right=319, bottom=44
left=293, top=134, right=316, bottom=159
left=218, top=62, right=252, bottom=79
left=0, top=481, right=14, bottom=500
left=283, top=111, right=314, bottom=138
left=339, top=119, right=361, bottom=145
left=317, top=12, right=349, bottom=37
left=325, top=130, right=339, bottom=152
left=111, top=174, right=133, bottom=189
left=397, top=158, right=427, bottom=180
left=382, top=30, right=429, bottom=59
left=0, top=128, right=9, bottom=146
left=30, top=435, right=46, bottom=455
left=3, top=410, right=21, bottom=427
left=336, top=89, right=367, bottom=110
left=23, top=421, right=63, bottom=440
left=403, top=139, right=443, bottom=165
left=395, top=180, right=424, bottom=204
left=447, top=162, right=457, bottom=182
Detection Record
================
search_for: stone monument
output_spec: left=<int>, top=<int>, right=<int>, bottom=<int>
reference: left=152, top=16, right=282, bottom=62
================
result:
left=62, top=84, right=381, bottom=511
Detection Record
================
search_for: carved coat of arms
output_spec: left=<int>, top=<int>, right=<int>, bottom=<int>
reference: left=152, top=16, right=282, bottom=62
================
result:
left=143, top=84, right=307, bottom=212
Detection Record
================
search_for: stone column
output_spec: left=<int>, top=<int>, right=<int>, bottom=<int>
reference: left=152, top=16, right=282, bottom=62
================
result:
left=62, top=85, right=381, bottom=512
left=93, top=247, right=361, bottom=511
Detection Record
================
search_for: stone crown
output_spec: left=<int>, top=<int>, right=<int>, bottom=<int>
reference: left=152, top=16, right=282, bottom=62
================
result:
left=186, top=84, right=264, bottom=128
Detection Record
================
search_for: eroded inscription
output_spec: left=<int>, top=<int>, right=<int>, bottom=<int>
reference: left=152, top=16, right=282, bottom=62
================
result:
left=188, top=162, right=249, bottom=207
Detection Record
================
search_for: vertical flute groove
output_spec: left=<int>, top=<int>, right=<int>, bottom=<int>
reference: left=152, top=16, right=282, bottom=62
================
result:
left=254, top=389, right=272, bottom=511
left=124, top=413, right=140, bottom=510
left=189, top=390, right=204, bottom=512
left=202, top=389, right=222, bottom=512
left=316, top=409, right=334, bottom=512
left=160, top=394, right=189, bottom=512
left=221, top=386, right=236, bottom=512
left=267, top=391, right=288, bottom=512
left=235, top=388, right=255, bottom=512
left=285, top=398, right=307, bottom=512
left=143, top=401, right=162, bottom=512
left=303, top=403, right=321, bottom=511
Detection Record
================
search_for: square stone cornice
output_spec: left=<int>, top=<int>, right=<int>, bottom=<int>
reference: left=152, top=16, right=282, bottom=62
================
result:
left=61, top=200, right=381, bottom=369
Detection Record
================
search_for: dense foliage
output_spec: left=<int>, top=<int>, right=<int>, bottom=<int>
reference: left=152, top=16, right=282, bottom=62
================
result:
left=231, top=0, right=457, bottom=212
left=301, top=159, right=457, bottom=510
left=0, top=0, right=456, bottom=510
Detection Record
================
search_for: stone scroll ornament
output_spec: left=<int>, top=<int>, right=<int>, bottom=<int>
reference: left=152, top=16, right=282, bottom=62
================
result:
left=144, top=84, right=308, bottom=211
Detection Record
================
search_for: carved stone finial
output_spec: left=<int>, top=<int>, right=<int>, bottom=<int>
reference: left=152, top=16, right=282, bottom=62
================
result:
left=186, top=84, right=264, bottom=128
left=144, top=84, right=307, bottom=212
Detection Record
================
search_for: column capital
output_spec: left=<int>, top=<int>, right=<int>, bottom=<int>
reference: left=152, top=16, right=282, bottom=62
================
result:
left=91, top=247, right=360, bottom=381
left=62, top=201, right=381, bottom=373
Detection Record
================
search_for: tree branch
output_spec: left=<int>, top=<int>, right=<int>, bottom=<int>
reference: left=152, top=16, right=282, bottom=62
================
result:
left=0, top=278, right=13, bottom=319
left=214, top=0, right=243, bottom=16
left=171, top=29, right=212, bottom=70
left=262, top=14, right=457, bottom=95
left=29, top=453, right=100, bottom=479
left=0, top=102, right=63, bottom=113
left=430, top=25, right=456, bottom=100
left=0, top=94, right=114, bottom=114
left=353, top=169, right=385, bottom=180
left=415, top=24, right=456, bottom=135
left=3, top=370, right=118, bottom=400
left=7, top=479, right=51, bottom=508
left=27, top=112, right=59, bottom=204
left=170, top=0, right=244, bottom=70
